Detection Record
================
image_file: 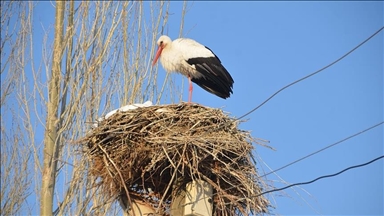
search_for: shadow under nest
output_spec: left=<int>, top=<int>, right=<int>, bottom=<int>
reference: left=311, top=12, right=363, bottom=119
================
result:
left=82, top=103, right=270, bottom=215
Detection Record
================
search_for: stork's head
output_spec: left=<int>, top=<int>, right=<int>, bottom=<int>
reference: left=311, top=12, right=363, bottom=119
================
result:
left=152, top=35, right=172, bottom=66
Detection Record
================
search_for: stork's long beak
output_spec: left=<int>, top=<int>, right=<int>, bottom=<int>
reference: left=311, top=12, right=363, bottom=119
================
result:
left=152, top=46, right=163, bottom=66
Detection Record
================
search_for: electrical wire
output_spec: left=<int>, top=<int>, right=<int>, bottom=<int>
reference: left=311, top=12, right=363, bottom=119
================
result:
left=169, top=122, right=383, bottom=211
left=172, top=155, right=384, bottom=211
left=253, top=155, right=384, bottom=198
left=237, top=26, right=384, bottom=120
left=259, top=121, right=384, bottom=178
left=158, top=26, right=384, bottom=213
left=214, top=122, right=383, bottom=198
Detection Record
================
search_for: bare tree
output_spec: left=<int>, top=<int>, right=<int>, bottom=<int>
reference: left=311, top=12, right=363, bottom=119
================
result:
left=40, top=1, right=65, bottom=215
left=1, top=2, right=33, bottom=215
left=1, top=1, right=188, bottom=215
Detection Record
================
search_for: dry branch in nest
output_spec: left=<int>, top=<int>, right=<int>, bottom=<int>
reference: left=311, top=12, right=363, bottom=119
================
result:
left=80, top=103, right=270, bottom=215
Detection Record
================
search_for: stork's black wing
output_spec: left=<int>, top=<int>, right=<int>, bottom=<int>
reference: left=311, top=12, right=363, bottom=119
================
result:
left=186, top=48, right=234, bottom=99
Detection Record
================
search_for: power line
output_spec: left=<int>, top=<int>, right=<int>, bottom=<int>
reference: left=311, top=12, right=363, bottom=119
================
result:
left=259, top=121, right=384, bottom=178
left=238, top=26, right=384, bottom=120
left=254, top=155, right=384, bottom=198
left=218, top=122, right=383, bottom=196
left=172, top=154, right=384, bottom=211
left=169, top=122, right=383, bottom=211
left=166, top=26, right=384, bottom=213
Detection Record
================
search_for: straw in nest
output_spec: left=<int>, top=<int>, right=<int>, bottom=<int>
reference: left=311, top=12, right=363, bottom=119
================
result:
left=81, top=103, right=270, bottom=215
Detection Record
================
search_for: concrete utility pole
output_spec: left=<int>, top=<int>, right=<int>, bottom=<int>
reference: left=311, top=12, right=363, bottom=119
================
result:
left=121, top=180, right=212, bottom=216
left=171, top=180, right=213, bottom=216
left=120, top=197, right=156, bottom=216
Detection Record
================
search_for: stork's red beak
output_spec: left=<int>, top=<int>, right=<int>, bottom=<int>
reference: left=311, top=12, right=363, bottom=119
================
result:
left=152, top=46, right=163, bottom=66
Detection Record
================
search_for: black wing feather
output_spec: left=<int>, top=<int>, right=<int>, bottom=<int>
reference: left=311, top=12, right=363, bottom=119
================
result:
left=187, top=53, right=234, bottom=99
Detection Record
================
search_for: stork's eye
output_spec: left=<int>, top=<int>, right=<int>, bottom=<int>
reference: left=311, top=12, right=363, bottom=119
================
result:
left=160, top=41, right=163, bottom=45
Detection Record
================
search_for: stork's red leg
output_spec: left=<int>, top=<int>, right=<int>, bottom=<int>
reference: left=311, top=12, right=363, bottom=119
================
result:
left=188, top=76, right=193, bottom=103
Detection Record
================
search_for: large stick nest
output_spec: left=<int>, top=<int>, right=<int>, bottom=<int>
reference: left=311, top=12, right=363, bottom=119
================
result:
left=81, top=103, right=270, bottom=215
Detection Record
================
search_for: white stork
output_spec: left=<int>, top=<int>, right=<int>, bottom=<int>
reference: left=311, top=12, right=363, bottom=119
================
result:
left=152, top=35, right=234, bottom=102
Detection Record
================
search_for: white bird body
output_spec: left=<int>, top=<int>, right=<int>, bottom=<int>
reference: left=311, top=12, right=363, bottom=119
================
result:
left=159, top=38, right=211, bottom=79
left=153, top=35, right=234, bottom=102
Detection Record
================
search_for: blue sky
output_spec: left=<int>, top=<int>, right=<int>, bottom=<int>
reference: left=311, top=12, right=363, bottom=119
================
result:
left=163, top=1, right=383, bottom=215
left=4, top=1, right=383, bottom=215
